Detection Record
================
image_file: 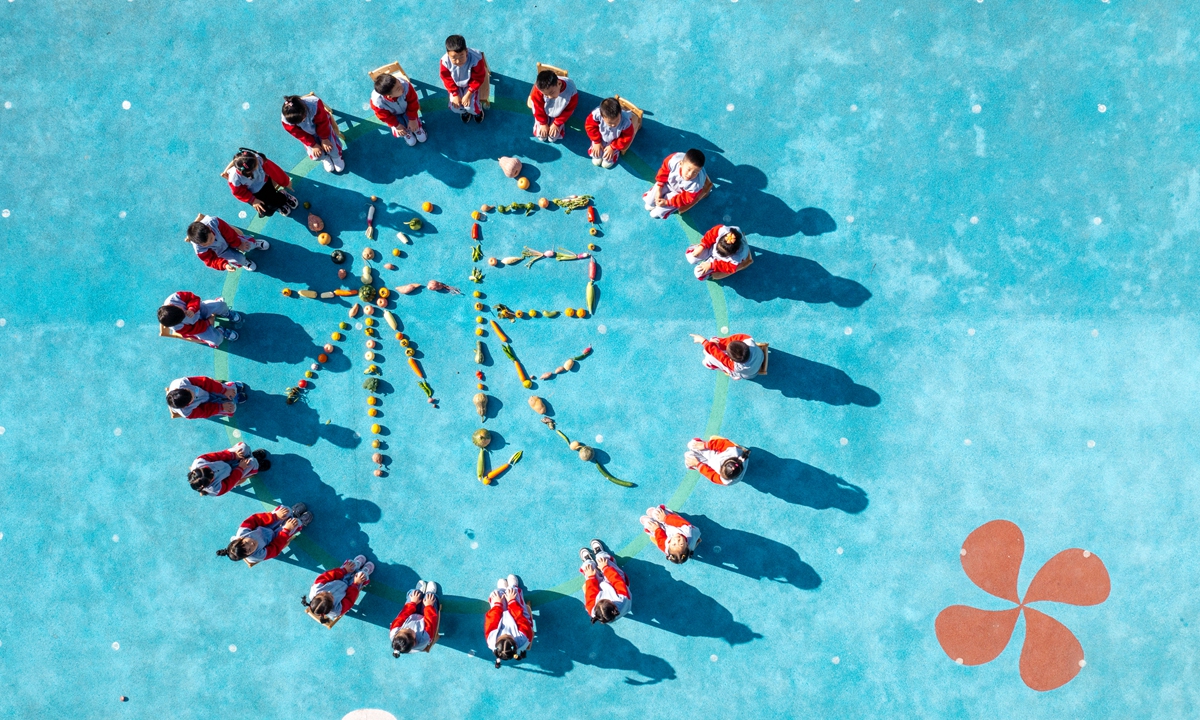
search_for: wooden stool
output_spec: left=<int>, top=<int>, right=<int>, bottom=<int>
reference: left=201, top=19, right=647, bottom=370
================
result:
left=757, top=343, right=769, bottom=375
left=305, top=606, right=342, bottom=629
left=528, top=62, right=570, bottom=111
left=368, top=62, right=423, bottom=118
left=159, top=325, right=207, bottom=346
left=677, top=177, right=714, bottom=214
left=709, top=251, right=755, bottom=281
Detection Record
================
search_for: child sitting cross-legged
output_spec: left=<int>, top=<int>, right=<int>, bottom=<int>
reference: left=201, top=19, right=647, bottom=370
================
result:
left=686, top=224, right=749, bottom=281
left=643, top=149, right=708, bottom=219
left=584, top=97, right=636, bottom=169
left=158, top=291, right=242, bottom=346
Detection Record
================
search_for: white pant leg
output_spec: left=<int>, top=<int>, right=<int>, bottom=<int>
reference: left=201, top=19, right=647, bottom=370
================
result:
left=649, top=204, right=675, bottom=219
left=218, top=248, right=250, bottom=268
left=642, top=190, right=658, bottom=211
left=685, top=245, right=711, bottom=265
left=199, top=299, right=230, bottom=318
left=193, top=325, right=226, bottom=348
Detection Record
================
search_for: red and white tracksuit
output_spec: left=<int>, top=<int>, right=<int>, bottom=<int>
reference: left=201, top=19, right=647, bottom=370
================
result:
left=162, top=291, right=229, bottom=347
left=308, top=567, right=367, bottom=622
left=581, top=553, right=632, bottom=623
left=643, top=505, right=701, bottom=556
left=485, top=587, right=534, bottom=655
left=529, top=77, right=578, bottom=140
left=686, top=436, right=749, bottom=486
left=168, top=376, right=235, bottom=419
left=189, top=215, right=257, bottom=271
left=224, top=152, right=290, bottom=205
left=390, top=599, right=440, bottom=652
left=233, top=508, right=297, bottom=565
left=702, top=333, right=764, bottom=380
left=371, top=81, right=422, bottom=131
left=190, top=442, right=258, bottom=497
left=440, top=49, right=487, bottom=115
left=282, top=95, right=343, bottom=166
left=687, top=225, right=749, bottom=280
left=584, top=107, right=635, bottom=167
left=643, top=152, right=709, bottom=219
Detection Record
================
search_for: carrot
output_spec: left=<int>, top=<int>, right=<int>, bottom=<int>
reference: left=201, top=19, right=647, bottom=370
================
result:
left=514, top=361, right=529, bottom=383
left=490, top=320, right=509, bottom=343
left=408, top=357, right=424, bottom=379
left=333, top=289, right=358, bottom=297
left=484, top=450, right=522, bottom=482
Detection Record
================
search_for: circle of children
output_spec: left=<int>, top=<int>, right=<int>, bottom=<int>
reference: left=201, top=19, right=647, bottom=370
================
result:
left=161, top=36, right=759, bottom=668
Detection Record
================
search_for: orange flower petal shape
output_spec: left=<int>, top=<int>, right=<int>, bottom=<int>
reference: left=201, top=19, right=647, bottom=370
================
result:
left=935, top=605, right=1021, bottom=666
left=961, top=520, right=1024, bottom=603
left=1019, top=607, right=1085, bottom=691
left=1023, top=548, right=1110, bottom=606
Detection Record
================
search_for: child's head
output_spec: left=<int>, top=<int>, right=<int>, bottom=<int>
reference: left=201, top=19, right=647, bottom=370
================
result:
left=535, top=70, right=561, bottom=97
left=157, top=304, right=185, bottom=327
left=166, top=388, right=194, bottom=409
left=681, top=149, right=706, bottom=180
left=665, top=534, right=692, bottom=564
left=308, top=592, right=334, bottom=620
left=256, top=456, right=272, bottom=472
left=391, top=629, right=415, bottom=657
left=281, top=95, right=307, bottom=124
left=591, top=599, right=620, bottom=624
left=720, top=457, right=744, bottom=481
left=232, top=150, right=259, bottom=177
left=187, top=466, right=214, bottom=492
left=445, top=35, right=468, bottom=64
left=216, top=537, right=254, bottom=561
left=727, top=340, right=750, bottom=364
left=493, top=635, right=518, bottom=668
left=186, top=221, right=215, bottom=247
left=716, top=228, right=743, bottom=257
left=599, top=98, right=622, bottom=126
left=374, top=74, right=401, bottom=98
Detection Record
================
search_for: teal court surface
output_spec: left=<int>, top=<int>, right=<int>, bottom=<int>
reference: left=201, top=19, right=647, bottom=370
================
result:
left=1, top=2, right=1198, bottom=718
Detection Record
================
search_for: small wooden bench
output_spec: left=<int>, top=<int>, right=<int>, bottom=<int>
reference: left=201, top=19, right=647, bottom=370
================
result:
left=527, top=62, right=569, bottom=112
left=757, top=342, right=769, bottom=375
left=709, top=250, right=755, bottom=281
left=368, top=62, right=424, bottom=118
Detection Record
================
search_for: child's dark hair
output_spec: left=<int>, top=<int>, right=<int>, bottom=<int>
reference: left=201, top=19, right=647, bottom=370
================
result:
left=591, top=599, right=620, bottom=624
left=216, top=538, right=250, bottom=561
left=445, top=34, right=467, bottom=53
left=166, top=388, right=193, bottom=409
left=392, top=631, right=414, bottom=657
left=281, top=95, right=307, bottom=124
left=307, top=592, right=334, bottom=619
left=493, top=636, right=518, bottom=668
left=716, top=228, right=743, bottom=256
left=684, top=148, right=706, bottom=167
left=374, top=74, right=399, bottom=96
left=188, top=466, right=214, bottom=492
left=232, top=149, right=259, bottom=175
left=727, top=340, right=750, bottom=364
left=666, top=549, right=692, bottom=564
left=599, top=97, right=622, bottom=120
left=721, top=457, right=744, bottom=480
left=157, top=305, right=185, bottom=327
left=186, top=221, right=214, bottom=245
left=535, top=70, right=559, bottom=91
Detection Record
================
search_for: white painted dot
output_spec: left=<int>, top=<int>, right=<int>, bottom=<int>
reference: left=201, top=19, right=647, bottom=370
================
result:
left=1087, top=440, right=1096, bottom=448
left=470, top=541, right=479, bottom=550
left=0, top=532, right=4, bottom=540
left=832, top=656, right=841, bottom=664
left=1079, top=659, right=1087, bottom=667
left=722, top=214, right=732, bottom=223
left=968, top=328, right=976, bottom=335
left=971, top=104, right=981, bottom=114
left=844, top=327, right=853, bottom=336
left=346, top=647, right=355, bottom=655
left=836, top=547, right=843, bottom=555
left=355, top=322, right=363, bottom=330
left=726, top=103, right=735, bottom=112
left=115, top=319, right=125, bottom=328
left=1, top=210, right=9, bottom=218
left=713, top=545, right=722, bottom=553
left=232, top=429, right=242, bottom=438
left=710, top=654, right=718, bottom=662
left=1093, top=216, right=1103, bottom=225
left=119, top=210, right=127, bottom=219
left=597, top=324, right=607, bottom=334
left=964, top=439, right=972, bottom=446
left=595, top=434, right=604, bottom=443
left=1082, top=550, right=1091, bottom=559
left=1091, top=329, right=1099, bottom=337
left=122, top=100, right=131, bottom=110
left=0, top=318, right=5, bottom=326
left=238, top=211, right=247, bottom=219
left=112, top=642, right=120, bottom=650
left=720, top=326, right=729, bottom=333
left=0, top=427, right=5, bottom=435
left=960, top=548, right=967, bottom=556
left=1098, top=104, right=1107, bottom=113
left=229, top=645, right=237, bottom=652
left=112, top=535, right=119, bottom=542
left=850, top=104, right=858, bottom=112
left=242, top=102, right=250, bottom=110
left=3, top=102, right=10, bottom=109
left=846, top=215, right=854, bottom=223
left=969, top=216, right=979, bottom=224
left=113, top=428, right=122, bottom=436
left=956, top=657, right=964, bottom=665
left=839, top=437, right=848, bottom=446
left=600, top=213, right=610, bottom=222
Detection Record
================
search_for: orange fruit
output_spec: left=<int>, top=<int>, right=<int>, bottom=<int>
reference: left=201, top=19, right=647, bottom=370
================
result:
left=317, top=353, right=329, bottom=363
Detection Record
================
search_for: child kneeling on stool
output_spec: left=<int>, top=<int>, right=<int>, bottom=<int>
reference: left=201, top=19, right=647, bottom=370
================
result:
left=391, top=580, right=441, bottom=655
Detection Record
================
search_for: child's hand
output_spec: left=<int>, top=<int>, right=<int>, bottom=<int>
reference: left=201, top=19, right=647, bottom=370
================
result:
left=353, top=571, right=368, bottom=585
left=406, top=118, right=421, bottom=135
left=461, top=90, right=473, bottom=107
left=423, top=592, right=437, bottom=606
left=391, top=126, right=404, bottom=138
left=581, top=563, right=596, bottom=578
left=603, top=145, right=618, bottom=162
left=274, top=505, right=290, bottom=519
left=548, top=124, right=563, bottom=140
left=221, top=402, right=236, bottom=414
left=408, top=589, right=421, bottom=603
left=320, top=138, right=334, bottom=154
left=283, top=518, right=301, bottom=533
left=535, top=124, right=550, bottom=139
left=252, top=200, right=267, bottom=214
left=687, top=438, right=706, bottom=451
left=596, top=554, right=610, bottom=569
left=504, top=587, right=517, bottom=602
left=650, top=506, right=667, bottom=522
left=449, top=94, right=462, bottom=108
left=223, top=385, right=238, bottom=399
left=655, top=197, right=670, bottom=207
left=589, top=142, right=602, bottom=158
left=689, top=334, right=705, bottom=343
left=235, top=444, right=250, bottom=458
left=488, top=590, right=502, bottom=605
left=684, top=455, right=700, bottom=469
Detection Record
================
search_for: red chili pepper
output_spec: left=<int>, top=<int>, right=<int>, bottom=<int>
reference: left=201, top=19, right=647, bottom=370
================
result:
left=589, top=258, right=597, bottom=281
left=475, top=370, right=484, bottom=380
left=471, top=223, right=481, bottom=240
left=587, top=206, right=598, bottom=223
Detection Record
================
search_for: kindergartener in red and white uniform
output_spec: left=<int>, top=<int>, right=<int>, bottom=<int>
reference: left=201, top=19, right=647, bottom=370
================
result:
left=371, top=72, right=427, bottom=146
left=584, top=97, right=636, bottom=169
left=302, top=555, right=374, bottom=625
left=485, top=574, right=534, bottom=668
left=281, top=94, right=344, bottom=173
left=643, top=149, right=708, bottom=219
left=158, top=291, right=243, bottom=347
left=529, top=69, right=578, bottom=142
left=440, top=35, right=487, bottom=123
left=579, top=538, right=631, bottom=625
left=390, top=580, right=442, bottom=656
left=641, top=505, right=701, bottom=564
left=185, top=215, right=269, bottom=272
left=686, top=225, right=749, bottom=281
left=691, top=332, right=764, bottom=380
left=685, top=436, right=751, bottom=486
left=165, top=376, right=247, bottom=419
left=216, top=503, right=312, bottom=566
left=223, top=148, right=298, bottom=218
left=187, top=441, right=270, bottom=497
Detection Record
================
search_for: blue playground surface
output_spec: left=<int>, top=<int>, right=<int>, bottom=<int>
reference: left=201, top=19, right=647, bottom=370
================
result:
left=1, top=1, right=1198, bottom=718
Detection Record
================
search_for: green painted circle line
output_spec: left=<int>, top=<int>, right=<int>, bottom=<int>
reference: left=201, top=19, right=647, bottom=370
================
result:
left=213, top=93, right=729, bottom=615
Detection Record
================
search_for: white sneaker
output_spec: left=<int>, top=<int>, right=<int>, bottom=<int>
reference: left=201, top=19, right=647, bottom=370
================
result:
left=507, top=574, right=520, bottom=590
left=424, top=581, right=439, bottom=596
left=242, top=261, right=257, bottom=272
left=496, top=578, right=508, bottom=591
left=414, top=125, right=427, bottom=143
left=403, top=132, right=417, bottom=147
left=322, top=156, right=335, bottom=173
left=416, top=580, right=427, bottom=594
left=332, top=156, right=345, bottom=173
left=602, top=158, right=616, bottom=169
left=254, top=239, right=270, bottom=251
left=348, top=555, right=367, bottom=572
left=361, top=561, right=375, bottom=578
left=592, top=155, right=602, bottom=166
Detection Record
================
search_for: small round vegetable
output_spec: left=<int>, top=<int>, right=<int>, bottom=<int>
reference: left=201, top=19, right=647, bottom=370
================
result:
left=368, top=408, right=379, bottom=417
left=589, top=228, right=598, bottom=236
left=374, top=469, right=384, bottom=477
left=474, top=302, right=484, bottom=311
left=392, top=248, right=400, bottom=256
left=569, top=441, right=582, bottom=451
left=331, top=332, right=344, bottom=341
left=364, top=351, right=375, bottom=361
left=475, top=327, right=485, bottom=336
left=338, top=269, right=348, bottom=279
left=473, top=290, right=483, bottom=298
left=372, top=452, right=383, bottom=464
left=367, top=396, right=378, bottom=406
left=282, top=288, right=293, bottom=296
left=366, top=340, right=377, bottom=350
left=522, top=380, right=533, bottom=389
left=371, top=195, right=379, bottom=202
left=528, top=310, right=539, bottom=317
left=405, top=348, right=415, bottom=357
left=473, top=428, right=492, bottom=448
left=311, top=363, right=320, bottom=371
left=564, top=308, right=576, bottom=317
left=323, top=344, right=335, bottom=353
left=576, top=309, right=589, bottom=318
left=481, top=204, right=492, bottom=212
left=363, top=305, right=375, bottom=316
left=297, top=379, right=309, bottom=388
left=339, top=321, right=350, bottom=330
left=588, top=243, right=598, bottom=251
left=472, top=211, right=481, bottom=220
left=477, top=383, right=485, bottom=390
left=488, top=257, right=498, bottom=266
left=538, top=197, right=550, bottom=208
left=578, top=446, right=594, bottom=461
left=371, top=439, right=381, bottom=449
left=378, top=287, right=390, bottom=298
left=395, top=332, right=404, bottom=341
left=371, top=424, right=382, bottom=434
left=377, top=298, right=388, bottom=308
left=422, top=201, right=433, bottom=212
left=515, top=310, right=525, bottom=319
left=476, top=316, right=485, bottom=324
left=362, top=247, right=375, bottom=261
left=305, top=370, right=315, bottom=378
left=303, top=201, right=311, bottom=209
left=517, top=177, right=530, bottom=190
left=317, top=233, right=331, bottom=245
left=364, top=318, right=376, bottom=327
left=364, top=328, right=375, bottom=336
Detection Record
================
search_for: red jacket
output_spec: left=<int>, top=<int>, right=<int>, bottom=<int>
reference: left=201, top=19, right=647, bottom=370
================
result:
left=702, top=334, right=752, bottom=375
left=439, top=59, right=486, bottom=94
left=193, top=447, right=251, bottom=496
left=530, top=81, right=578, bottom=126
left=390, top=601, right=441, bottom=649
left=655, top=154, right=705, bottom=209
left=583, top=565, right=631, bottom=615
left=228, top=158, right=290, bottom=204
left=282, top=97, right=334, bottom=147
left=648, top=507, right=698, bottom=554
left=698, top=225, right=742, bottom=275
left=584, top=113, right=635, bottom=152
left=484, top=599, right=534, bottom=643
left=240, top=512, right=294, bottom=561
left=183, top=376, right=230, bottom=419
left=194, top=218, right=248, bottom=271
left=371, top=84, right=421, bottom=127
left=312, top=568, right=362, bottom=617
left=694, top=436, right=741, bottom=485
left=165, top=291, right=211, bottom=336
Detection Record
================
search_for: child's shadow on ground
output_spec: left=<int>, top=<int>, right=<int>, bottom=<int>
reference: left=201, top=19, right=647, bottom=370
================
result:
left=221, top=313, right=323, bottom=366
left=220, top=389, right=359, bottom=448
left=744, top=448, right=869, bottom=513
left=688, top=515, right=822, bottom=590
left=621, top=558, right=761, bottom=646
left=752, top=349, right=881, bottom=407
left=722, top=249, right=871, bottom=308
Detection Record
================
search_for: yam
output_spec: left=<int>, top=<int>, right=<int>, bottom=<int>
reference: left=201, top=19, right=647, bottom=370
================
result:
left=349, top=303, right=361, bottom=318
left=564, top=358, right=575, bottom=371
left=528, top=396, right=547, bottom=415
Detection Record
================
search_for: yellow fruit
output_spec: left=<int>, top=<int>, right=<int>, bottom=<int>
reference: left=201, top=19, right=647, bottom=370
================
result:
left=371, top=424, right=382, bottom=434
left=517, top=177, right=530, bottom=190
left=515, top=311, right=525, bottom=319
left=365, top=328, right=375, bottom=336
left=522, top=380, right=533, bottom=389
left=392, top=248, right=400, bottom=256
left=422, top=201, right=433, bottom=212
left=368, top=397, right=378, bottom=406
left=576, top=309, right=588, bottom=318
left=588, top=243, right=598, bottom=251
left=475, top=327, right=485, bottom=336
left=339, top=322, right=350, bottom=330
left=564, top=308, right=576, bottom=318
left=371, top=439, right=381, bottom=448
left=405, top=348, right=415, bottom=357
left=589, top=228, right=598, bottom=236
left=471, top=210, right=481, bottom=220
left=317, top=233, right=331, bottom=245
left=305, top=371, right=315, bottom=378
left=477, top=383, right=485, bottom=390
left=476, top=316, right=485, bottom=324
left=528, top=310, right=539, bottom=317
left=473, top=290, right=482, bottom=298
left=368, top=408, right=379, bottom=417
left=332, top=332, right=344, bottom=341
left=474, top=302, right=484, bottom=311
left=282, top=288, right=293, bottom=296
left=395, top=332, right=404, bottom=341
left=365, top=318, right=376, bottom=327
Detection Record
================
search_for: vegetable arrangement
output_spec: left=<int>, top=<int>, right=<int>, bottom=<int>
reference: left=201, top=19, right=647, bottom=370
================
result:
left=539, top=418, right=634, bottom=488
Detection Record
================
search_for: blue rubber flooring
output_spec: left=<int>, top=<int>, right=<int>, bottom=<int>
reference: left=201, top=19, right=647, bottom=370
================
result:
left=0, top=1, right=1197, bottom=718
